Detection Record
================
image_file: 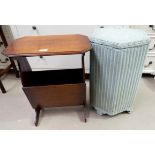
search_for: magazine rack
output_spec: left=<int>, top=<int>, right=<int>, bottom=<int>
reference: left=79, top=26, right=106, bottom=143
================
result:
left=3, top=34, right=92, bottom=126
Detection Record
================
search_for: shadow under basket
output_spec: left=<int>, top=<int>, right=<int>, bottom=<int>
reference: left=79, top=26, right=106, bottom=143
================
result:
left=21, top=69, right=86, bottom=109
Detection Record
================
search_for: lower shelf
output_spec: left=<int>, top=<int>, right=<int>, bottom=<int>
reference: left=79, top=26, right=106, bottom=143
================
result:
left=23, top=83, right=86, bottom=109
left=21, top=68, right=84, bottom=87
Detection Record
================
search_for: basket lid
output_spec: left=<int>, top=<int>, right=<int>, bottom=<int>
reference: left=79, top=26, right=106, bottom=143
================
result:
left=90, top=27, right=150, bottom=49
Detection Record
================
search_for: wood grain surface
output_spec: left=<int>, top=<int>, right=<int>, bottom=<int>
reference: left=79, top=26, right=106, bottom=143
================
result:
left=3, top=34, right=92, bottom=57
left=23, top=83, right=86, bottom=108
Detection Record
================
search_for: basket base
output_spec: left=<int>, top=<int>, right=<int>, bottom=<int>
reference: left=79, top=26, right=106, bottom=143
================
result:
left=93, top=106, right=133, bottom=116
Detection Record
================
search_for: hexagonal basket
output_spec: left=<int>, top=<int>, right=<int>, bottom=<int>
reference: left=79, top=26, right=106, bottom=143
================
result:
left=90, top=27, right=150, bottom=116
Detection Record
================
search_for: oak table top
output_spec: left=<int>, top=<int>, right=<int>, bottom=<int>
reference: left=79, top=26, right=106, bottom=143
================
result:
left=3, top=34, right=92, bottom=57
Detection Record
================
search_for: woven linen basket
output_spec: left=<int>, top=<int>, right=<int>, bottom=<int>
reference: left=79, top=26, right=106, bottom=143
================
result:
left=90, top=27, right=150, bottom=116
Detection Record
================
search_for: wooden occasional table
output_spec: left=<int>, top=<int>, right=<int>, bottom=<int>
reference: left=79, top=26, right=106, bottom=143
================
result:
left=3, top=34, right=92, bottom=126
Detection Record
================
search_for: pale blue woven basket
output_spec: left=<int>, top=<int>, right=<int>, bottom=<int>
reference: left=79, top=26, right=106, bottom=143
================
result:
left=90, top=28, right=150, bottom=116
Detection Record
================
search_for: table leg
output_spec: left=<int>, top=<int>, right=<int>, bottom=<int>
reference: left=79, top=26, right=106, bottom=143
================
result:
left=82, top=53, right=87, bottom=122
left=0, top=80, right=6, bottom=93
left=35, top=106, right=41, bottom=126
left=83, top=102, right=87, bottom=123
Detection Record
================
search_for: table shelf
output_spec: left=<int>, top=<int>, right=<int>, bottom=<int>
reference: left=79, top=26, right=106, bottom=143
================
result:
left=21, top=68, right=84, bottom=87
left=21, top=67, right=86, bottom=125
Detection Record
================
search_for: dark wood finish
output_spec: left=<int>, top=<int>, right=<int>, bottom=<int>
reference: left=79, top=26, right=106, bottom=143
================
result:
left=82, top=53, right=85, bottom=82
left=23, top=83, right=86, bottom=109
left=81, top=53, right=87, bottom=122
left=3, top=34, right=92, bottom=57
left=35, top=106, right=41, bottom=126
left=3, top=34, right=91, bottom=125
left=85, top=73, right=89, bottom=79
left=9, top=58, right=19, bottom=78
left=20, top=69, right=83, bottom=87
left=83, top=104, right=87, bottom=123
left=19, top=57, right=88, bottom=125
left=17, top=57, right=32, bottom=72
left=0, top=79, right=6, bottom=93
left=16, top=57, right=32, bottom=86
